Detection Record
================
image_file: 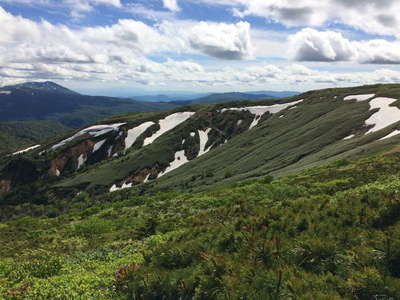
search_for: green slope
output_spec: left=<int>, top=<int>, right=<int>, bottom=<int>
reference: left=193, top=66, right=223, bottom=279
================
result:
left=3, top=83, right=400, bottom=205
left=0, top=121, right=69, bottom=155
left=1, top=147, right=400, bottom=298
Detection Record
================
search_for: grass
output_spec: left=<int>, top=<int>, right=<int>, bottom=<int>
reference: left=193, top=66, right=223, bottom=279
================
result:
left=1, top=147, right=400, bottom=298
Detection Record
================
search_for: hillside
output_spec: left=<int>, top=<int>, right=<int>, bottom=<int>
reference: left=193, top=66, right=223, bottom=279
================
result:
left=0, top=121, right=69, bottom=155
left=1, top=142, right=400, bottom=298
left=2, top=84, right=400, bottom=205
left=0, top=81, right=177, bottom=128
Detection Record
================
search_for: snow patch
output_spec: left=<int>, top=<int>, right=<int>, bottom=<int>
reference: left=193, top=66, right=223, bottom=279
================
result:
left=93, top=139, right=106, bottom=153
left=125, top=121, right=155, bottom=150
left=143, top=174, right=151, bottom=183
left=182, top=139, right=185, bottom=145
left=158, top=150, right=189, bottom=178
left=107, top=146, right=113, bottom=157
left=55, top=169, right=61, bottom=177
left=365, top=97, right=400, bottom=134
left=52, top=123, right=125, bottom=150
left=143, top=112, right=195, bottom=146
left=343, top=134, right=355, bottom=140
left=190, top=132, right=196, bottom=137
left=221, top=100, right=303, bottom=130
left=198, top=128, right=211, bottom=157
left=379, top=130, right=400, bottom=140
left=237, top=120, right=243, bottom=126
left=344, top=94, right=375, bottom=102
left=109, top=182, right=133, bottom=192
left=77, top=154, right=86, bottom=169
left=0, top=90, right=11, bottom=95
left=13, top=144, right=40, bottom=155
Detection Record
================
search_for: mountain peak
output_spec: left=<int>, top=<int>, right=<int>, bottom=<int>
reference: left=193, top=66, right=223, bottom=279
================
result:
left=11, top=81, right=79, bottom=95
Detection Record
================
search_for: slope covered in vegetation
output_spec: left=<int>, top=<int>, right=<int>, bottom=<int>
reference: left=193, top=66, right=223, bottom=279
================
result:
left=1, top=149, right=400, bottom=299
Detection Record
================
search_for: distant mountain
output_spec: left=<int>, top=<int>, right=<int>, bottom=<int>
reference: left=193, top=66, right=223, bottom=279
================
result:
left=245, top=90, right=300, bottom=98
left=170, top=92, right=275, bottom=105
left=0, top=81, right=178, bottom=128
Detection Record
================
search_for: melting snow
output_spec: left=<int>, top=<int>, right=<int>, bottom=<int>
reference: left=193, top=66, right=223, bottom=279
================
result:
left=107, top=146, right=113, bottom=157
left=143, top=174, right=151, bottom=183
left=237, top=120, right=243, bottom=126
left=109, top=182, right=133, bottom=192
left=343, top=134, right=355, bottom=140
left=379, top=130, right=400, bottom=140
left=125, top=121, right=155, bottom=150
left=221, top=100, right=303, bottom=130
left=143, top=112, right=195, bottom=146
left=344, top=94, right=375, bottom=102
left=158, top=150, right=189, bottom=178
left=0, top=90, right=11, bottom=95
left=93, top=139, right=106, bottom=152
left=190, top=132, right=196, bottom=137
left=365, top=97, right=400, bottom=134
left=198, top=128, right=211, bottom=157
left=77, top=154, right=86, bottom=169
left=13, top=145, right=40, bottom=155
left=52, top=123, right=126, bottom=150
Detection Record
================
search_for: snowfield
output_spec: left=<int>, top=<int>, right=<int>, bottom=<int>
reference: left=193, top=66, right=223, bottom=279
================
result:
left=13, top=144, right=41, bottom=155
left=158, top=150, right=189, bottom=178
left=365, top=97, right=400, bottom=134
left=125, top=121, right=155, bottom=150
left=52, top=123, right=126, bottom=150
left=344, top=94, right=375, bottom=102
left=143, top=112, right=195, bottom=146
left=221, top=100, right=303, bottom=129
left=198, top=128, right=211, bottom=157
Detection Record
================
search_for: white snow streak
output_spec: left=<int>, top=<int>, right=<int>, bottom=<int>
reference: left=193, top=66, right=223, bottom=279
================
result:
left=13, top=144, right=40, bottom=155
left=93, top=139, right=106, bottom=152
left=125, top=121, right=155, bottom=150
left=0, top=90, right=11, bottom=95
left=343, top=134, right=355, bottom=140
left=158, top=150, right=189, bottom=178
left=143, top=112, right=195, bottom=146
left=221, top=100, right=303, bottom=129
left=77, top=154, right=86, bottom=169
left=379, top=130, right=400, bottom=140
left=198, top=128, right=211, bottom=157
left=109, top=182, right=133, bottom=192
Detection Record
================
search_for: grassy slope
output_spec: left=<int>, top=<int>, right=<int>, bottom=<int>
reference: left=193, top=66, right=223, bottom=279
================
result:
left=1, top=148, right=400, bottom=298
left=55, top=84, right=400, bottom=194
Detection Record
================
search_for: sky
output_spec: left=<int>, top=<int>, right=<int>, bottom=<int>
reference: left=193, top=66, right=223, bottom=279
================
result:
left=1, top=0, right=400, bottom=96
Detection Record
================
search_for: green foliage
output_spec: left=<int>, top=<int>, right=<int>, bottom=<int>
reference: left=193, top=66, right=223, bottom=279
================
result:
left=3, top=143, right=400, bottom=298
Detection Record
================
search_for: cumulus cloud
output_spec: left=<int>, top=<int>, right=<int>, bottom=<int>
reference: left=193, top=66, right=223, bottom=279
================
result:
left=197, top=0, right=400, bottom=37
left=289, top=28, right=400, bottom=64
left=187, top=21, right=253, bottom=60
left=162, top=0, right=180, bottom=12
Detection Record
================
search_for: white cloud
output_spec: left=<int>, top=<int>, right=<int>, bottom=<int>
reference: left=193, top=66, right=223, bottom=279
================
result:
left=289, top=28, right=400, bottom=64
left=186, top=21, right=253, bottom=60
left=196, top=0, right=400, bottom=37
left=162, top=0, right=180, bottom=12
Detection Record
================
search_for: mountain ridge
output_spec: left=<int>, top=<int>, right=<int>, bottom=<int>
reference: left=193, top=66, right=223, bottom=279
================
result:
left=2, top=83, right=400, bottom=205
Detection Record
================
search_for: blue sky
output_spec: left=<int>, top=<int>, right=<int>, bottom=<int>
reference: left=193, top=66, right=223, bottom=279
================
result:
left=1, top=0, right=400, bottom=96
